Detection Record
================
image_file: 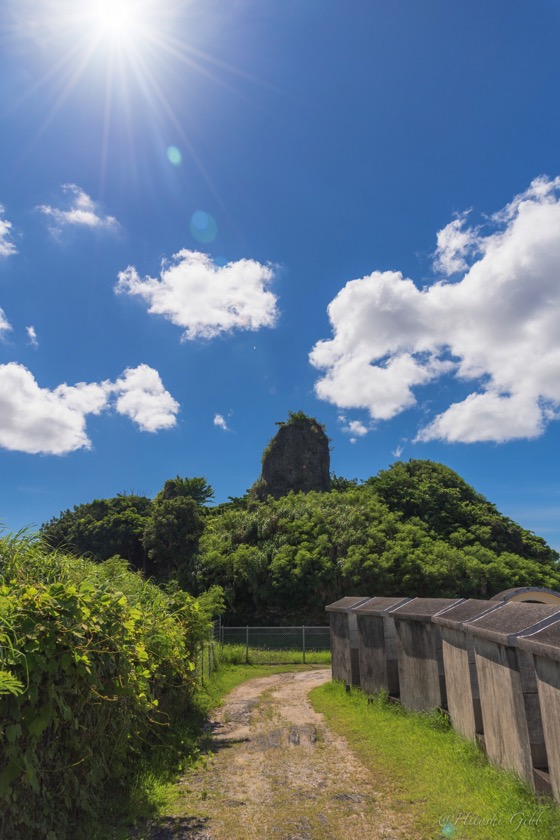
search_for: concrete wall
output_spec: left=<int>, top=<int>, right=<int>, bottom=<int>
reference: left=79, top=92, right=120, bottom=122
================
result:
left=327, top=594, right=560, bottom=802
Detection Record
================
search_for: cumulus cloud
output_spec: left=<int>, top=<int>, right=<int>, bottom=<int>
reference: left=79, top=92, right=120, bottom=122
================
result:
left=0, top=205, right=17, bottom=257
left=214, top=413, right=229, bottom=431
left=112, top=365, right=179, bottom=432
left=37, top=184, right=118, bottom=234
left=338, top=415, right=369, bottom=441
left=310, top=176, right=560, bottom=444
left=0, top=363, right=178, bottom=455
left=26, top=326, right=38, bottom=348
left=0, top=365, right=108, bottom=454
left=116, top=249, right=278, bottom=340
left=0, top=309, right=12, bottom=337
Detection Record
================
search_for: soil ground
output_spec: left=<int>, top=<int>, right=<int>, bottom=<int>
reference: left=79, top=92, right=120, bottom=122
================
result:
left=140, top=668, right=419, bottom=840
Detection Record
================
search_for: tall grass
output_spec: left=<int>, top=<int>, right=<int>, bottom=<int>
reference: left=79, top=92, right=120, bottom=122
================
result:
left=215, top=643, right=331, bottom=666
left=310, top=680, right=560, bottom=840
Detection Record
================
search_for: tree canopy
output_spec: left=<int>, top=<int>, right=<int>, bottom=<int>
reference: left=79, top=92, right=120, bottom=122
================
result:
left=197, top=462, right=560, bottom=623
left=40, top=494, right=152, bottom=571
left=367, top=460, right=558, bottom=563
left=40, top=478, right=213, bottom=580
left=40, top=461, right=560, bottom=624
left=155, top=475, right=214, bottom=506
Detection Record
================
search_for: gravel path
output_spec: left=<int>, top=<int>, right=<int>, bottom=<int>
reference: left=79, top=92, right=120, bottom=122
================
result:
left=141, top=669, right=417, bottom=840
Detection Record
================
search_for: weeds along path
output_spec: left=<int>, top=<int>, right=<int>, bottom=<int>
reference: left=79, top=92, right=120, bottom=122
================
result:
left=143, top=668, right=418, bottom=840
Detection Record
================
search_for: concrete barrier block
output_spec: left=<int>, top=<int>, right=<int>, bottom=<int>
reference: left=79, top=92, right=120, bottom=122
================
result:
left=353, top=597, right=411, bottom=697
left=491, top=587, right=560, bottom=605
left=518, top=619, right=560, bottom=803
left=466, top=603, right=560, bottom=788
left=390, top=598, right=464, bottom=711
left=433, top=599, right=505, bottom=741
left=325, top=596, right=370, bottom=685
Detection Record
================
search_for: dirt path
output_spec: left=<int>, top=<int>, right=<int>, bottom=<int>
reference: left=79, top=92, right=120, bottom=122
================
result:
left=142, top=668, right=416, bottom=840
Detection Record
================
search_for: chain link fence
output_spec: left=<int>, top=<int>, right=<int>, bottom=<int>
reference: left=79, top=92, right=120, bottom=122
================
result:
left=193, top=619, right=220, bottom=684
left=218, top=625, right=330, bottom=664
left=194, top=622, right=331, bottom=681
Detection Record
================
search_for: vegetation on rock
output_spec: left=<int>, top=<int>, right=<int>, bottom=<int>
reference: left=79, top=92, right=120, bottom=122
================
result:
left=253, top=411, right=331, bottom=500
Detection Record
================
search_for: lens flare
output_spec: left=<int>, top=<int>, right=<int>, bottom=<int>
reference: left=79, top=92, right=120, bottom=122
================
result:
left=190, top=210, right=217, bottom=244
left=167, top=146, right=182, bottom=165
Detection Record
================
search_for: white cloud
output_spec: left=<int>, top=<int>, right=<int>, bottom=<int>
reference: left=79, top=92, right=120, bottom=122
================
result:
left=418, top=392, right=545, bottom=443
left=433, top=212, right=479, bottom=276
left=0, top=309, right=12, bottom=337
left=339, top=416, right=368, bottom=438
left=112, top=364, right=179, bottom=432
left=310, top=176, right=560, bottom=444
left=214, top=413, right=229, bottom=431
left=116, top=249, right=278, bottom=340
left=0, top=206, right=17, bottom=257
left=0, top=364, right=108, bottom=455
left=0, top=363, right=178, bottom=455
left=26, top=326, right=38, bottom=348
left=37, top=184, right=118, bottom=234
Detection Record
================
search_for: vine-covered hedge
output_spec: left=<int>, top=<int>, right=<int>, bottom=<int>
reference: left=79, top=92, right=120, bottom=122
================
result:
left=0, top=534, right=210, bottom=840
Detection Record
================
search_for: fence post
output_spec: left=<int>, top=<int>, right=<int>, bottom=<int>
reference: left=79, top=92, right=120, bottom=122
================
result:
left=245, top=626, right=249, bottom=664
left=200, top=641, right=205, bottom=685
left=302, top=625, right=306, bottom=664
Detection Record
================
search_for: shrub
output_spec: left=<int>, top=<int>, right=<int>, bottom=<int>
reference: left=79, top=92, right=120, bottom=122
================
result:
left=0, top=534, right=209, bottom=839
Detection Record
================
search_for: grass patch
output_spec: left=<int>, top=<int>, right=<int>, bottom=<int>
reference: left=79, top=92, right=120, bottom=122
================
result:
left=310, top=681, right=560, bottom=840
left=215, top=643, right=331, bottom=666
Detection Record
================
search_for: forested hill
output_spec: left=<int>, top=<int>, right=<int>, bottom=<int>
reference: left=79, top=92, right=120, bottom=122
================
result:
left=41, top=460, right=560, bottom=625
left=198, top=460, right=560, bottom=624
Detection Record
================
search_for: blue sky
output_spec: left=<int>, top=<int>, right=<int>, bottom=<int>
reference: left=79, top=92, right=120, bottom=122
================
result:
left=2, top=0, right=560, bottom=550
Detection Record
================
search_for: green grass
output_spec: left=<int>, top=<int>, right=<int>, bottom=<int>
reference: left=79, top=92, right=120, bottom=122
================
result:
left=215, top=643, right=331, bottom=666
left=310, top=680, right=560, bottom=840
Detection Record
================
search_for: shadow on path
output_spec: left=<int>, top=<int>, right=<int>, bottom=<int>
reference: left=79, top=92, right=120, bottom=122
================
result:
left=138, top=815, right=212, bottom=840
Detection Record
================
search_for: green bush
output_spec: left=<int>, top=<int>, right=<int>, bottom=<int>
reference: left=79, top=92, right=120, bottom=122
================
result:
left=0, top=534, right=210, bottom=840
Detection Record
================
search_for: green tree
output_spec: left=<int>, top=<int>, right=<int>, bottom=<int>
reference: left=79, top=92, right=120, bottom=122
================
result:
left=368, top=460, right=559, bottom=565
left=143, top=496, right=205, bottom=582
left=156, top=476, right=214, bottom=506
left=40, top=494, right=152, bottom=572
left=330, top=473, right=359, bottom=491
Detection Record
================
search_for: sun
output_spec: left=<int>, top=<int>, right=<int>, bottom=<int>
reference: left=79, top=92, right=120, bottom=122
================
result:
left=86, top=0, right=142, bottom=47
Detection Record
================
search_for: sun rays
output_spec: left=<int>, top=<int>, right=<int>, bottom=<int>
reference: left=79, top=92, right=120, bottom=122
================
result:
left=6, top=0, right=282, bottom=223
